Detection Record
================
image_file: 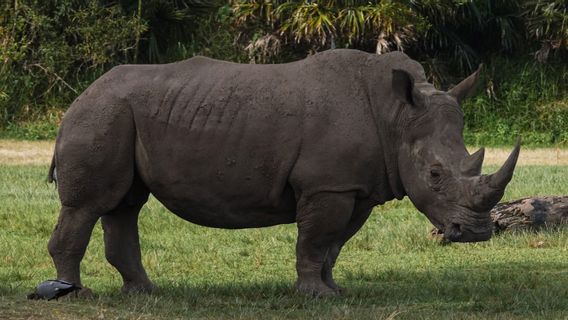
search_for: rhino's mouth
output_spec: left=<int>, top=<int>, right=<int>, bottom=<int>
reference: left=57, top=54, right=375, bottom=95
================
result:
left=424, top=206, right=492, bottom=242
left=443, top=223, right=463, bottom=242
left=442, top=220, right=493, bottom=242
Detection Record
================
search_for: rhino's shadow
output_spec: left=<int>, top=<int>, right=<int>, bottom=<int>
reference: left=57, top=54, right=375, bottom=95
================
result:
left=5, top=261, right=566, bottom=313
left=113, top=261, right=568, bottom=312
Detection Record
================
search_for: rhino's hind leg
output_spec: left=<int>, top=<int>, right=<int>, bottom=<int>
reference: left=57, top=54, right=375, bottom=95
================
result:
left=46, top=96, right=139, bottom=297
left=101, top=175, right=154, bottom=294
left=48, top=206, right=99, bottom=295
left=295, top=192, right=355, bottom=297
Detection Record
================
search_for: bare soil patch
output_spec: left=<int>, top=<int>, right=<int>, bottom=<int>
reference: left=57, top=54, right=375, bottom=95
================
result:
left=0, top=140, right=567, bottom=166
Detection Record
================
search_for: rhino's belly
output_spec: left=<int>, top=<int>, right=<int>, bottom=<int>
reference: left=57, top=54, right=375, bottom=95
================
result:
left=148, top=183, right=298, bottom=229
left=134, top=135, right=299, bottom=228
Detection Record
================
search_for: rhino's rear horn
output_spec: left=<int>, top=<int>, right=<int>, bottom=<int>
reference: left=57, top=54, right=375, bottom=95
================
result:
left=461, top=147, right=485, bottom=176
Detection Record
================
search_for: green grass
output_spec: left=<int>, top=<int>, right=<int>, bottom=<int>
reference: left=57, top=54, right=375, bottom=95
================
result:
left=1, top=165, right=568, bottom=319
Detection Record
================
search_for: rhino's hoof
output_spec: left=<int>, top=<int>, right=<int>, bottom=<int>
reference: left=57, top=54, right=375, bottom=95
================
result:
left=324, top=281, right=346, bottom=294
left=60, top=287, right=95, bottom=300
left=295, top=281, right=338, bottom=298
left=121, top=282, right=156, bottom=295
left=332, top=285, right=346, bottom=294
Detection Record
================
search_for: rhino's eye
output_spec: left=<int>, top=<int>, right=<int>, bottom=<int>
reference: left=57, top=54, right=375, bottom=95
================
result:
left=430, top=165, right=442, bottom=179
left=429, top=165, right=443, bottom=188
left=430, top=170, right=441, bottom=179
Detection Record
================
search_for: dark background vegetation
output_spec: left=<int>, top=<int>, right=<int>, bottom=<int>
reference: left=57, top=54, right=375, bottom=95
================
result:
left=0, top=0, right=566, bottom=145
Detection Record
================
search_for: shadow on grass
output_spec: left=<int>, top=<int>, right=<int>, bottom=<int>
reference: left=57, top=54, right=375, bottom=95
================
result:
left=4, top=261, right=565, bottom=317
left=183, top=262, right=566, bottom=309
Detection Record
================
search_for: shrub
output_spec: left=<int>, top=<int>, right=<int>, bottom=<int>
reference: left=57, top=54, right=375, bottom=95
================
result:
left=463, top=58, right=568, bottom=146
left=0, top=1, right=144, bottom=125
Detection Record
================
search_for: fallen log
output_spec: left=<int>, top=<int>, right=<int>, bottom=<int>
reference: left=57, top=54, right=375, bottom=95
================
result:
left=491, top=196, right=568, bottom=232
left=430, top=196, right=568, bottom=240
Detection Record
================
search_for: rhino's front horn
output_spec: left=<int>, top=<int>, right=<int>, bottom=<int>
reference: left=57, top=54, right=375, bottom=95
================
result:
left=469, top=140, right=521, bottom=212
left=488, top=139, right=521, bottom=190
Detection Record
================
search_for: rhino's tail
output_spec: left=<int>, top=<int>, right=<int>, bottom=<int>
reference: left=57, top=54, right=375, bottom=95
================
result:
left=48, top=153, right=56, bottom=185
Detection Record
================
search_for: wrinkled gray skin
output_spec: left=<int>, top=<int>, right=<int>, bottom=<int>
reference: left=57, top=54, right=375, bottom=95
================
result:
left=47, top=49, right=520, bottom=297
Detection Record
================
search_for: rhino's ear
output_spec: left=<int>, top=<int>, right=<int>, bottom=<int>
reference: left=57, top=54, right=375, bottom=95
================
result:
left=449, top=64, right=483, bottom=104
left=392, top=69, right=415, bottom=105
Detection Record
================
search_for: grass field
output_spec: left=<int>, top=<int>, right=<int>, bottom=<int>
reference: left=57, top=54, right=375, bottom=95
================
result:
left=1, top=157, right=568, bottom=318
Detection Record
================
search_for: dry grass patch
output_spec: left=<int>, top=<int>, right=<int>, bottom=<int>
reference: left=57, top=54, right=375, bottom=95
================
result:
left=481, top=147, right=568, bottom=166
left=0, top=140, right=54, bottom=165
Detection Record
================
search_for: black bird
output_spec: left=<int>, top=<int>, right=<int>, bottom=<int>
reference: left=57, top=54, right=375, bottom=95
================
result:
left=27, top=280, right=80, bottom=300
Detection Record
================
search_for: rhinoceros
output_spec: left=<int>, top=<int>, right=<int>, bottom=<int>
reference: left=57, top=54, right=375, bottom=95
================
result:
left=46, top=49, right=519, bottom=297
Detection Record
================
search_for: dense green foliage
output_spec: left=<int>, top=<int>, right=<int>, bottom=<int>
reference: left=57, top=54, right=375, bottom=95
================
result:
left=2, top=163, right=568, bottom=318
left=0, top=1, right=566, bottom=145
left=463, top=58, right=568, bottom=146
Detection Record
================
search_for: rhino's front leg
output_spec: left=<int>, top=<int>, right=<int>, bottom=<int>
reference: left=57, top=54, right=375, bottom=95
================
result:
left=321, top=243, right=342, bottom=292
left=295, top=192, right=355, bottom=297
left=321, top=205, right=373, bottom=292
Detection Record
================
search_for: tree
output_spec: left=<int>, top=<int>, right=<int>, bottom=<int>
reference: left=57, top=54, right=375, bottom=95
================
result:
left=231, top=0, right=425, bottom=62
left=524, top=0, right=568, bottom=62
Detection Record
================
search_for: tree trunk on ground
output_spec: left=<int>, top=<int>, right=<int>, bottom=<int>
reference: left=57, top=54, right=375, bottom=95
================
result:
left=430, top=196, right=568, bottom=239
left=491, top=196, right=568, bottom=233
